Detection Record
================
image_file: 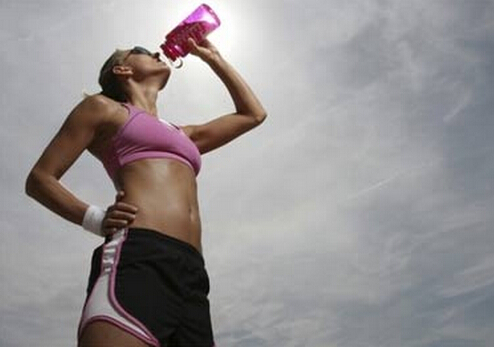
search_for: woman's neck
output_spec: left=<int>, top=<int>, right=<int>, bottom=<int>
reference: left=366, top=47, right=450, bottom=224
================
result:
left=125, top=83, right=160, bottom=116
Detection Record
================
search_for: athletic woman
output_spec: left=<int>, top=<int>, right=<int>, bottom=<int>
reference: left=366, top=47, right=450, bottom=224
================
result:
left=25, top=38, right=266, bottom=347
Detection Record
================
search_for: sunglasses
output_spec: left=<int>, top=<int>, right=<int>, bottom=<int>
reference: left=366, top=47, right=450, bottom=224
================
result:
left=124, top=46, right=154, bottom=60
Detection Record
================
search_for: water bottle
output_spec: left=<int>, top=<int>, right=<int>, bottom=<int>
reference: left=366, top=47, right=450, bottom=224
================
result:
left=160, top=4, right=221, bottom=68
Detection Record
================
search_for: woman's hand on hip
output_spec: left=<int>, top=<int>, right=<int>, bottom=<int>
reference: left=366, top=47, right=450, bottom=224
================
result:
left=102, top=191, right=138, bottom=236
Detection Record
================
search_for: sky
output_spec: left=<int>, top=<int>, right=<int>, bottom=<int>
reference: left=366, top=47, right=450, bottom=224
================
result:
left=1, top=0, right=494, bottom=346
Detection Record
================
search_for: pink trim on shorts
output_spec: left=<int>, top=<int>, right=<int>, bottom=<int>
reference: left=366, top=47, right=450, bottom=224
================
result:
left=109, top=231, right=159, bottom=344
left=77, top=229, right=160, bottom=346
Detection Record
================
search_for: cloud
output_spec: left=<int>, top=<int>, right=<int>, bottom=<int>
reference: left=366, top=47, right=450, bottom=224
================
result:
left=2, top=0, right=494, bottom=346
left=0, top=283, right=84, bottom=346
left=203, top=1, right=494, bottom=346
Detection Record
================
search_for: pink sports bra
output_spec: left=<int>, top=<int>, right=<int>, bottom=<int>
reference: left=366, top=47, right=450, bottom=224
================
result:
left=100, top=103, right=201, bottom=179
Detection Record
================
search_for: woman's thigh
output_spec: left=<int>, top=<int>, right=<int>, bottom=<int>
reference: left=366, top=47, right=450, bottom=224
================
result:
left=78, top=321, right=152, bottom=347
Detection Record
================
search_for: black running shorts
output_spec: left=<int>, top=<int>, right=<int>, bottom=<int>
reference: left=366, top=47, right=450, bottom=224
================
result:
left=78, top=228, right=215, bottom=347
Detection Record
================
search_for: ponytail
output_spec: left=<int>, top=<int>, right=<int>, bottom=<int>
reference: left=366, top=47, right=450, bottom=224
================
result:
left=98, top=49, right=128, bottom=102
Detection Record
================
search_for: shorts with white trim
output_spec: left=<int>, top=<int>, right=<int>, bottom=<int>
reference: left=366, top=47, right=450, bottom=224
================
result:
left=78, top=228, right=215, bottom=347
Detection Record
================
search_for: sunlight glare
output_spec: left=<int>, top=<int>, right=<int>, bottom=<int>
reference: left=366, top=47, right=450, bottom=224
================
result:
left=204, top=2, right=238, bottom=57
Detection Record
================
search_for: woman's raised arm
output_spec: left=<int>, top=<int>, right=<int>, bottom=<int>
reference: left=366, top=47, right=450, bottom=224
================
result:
left=181, top=39, right=267, bottom=154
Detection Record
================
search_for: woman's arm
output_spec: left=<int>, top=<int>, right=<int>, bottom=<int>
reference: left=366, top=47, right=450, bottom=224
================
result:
left=25, top=95, right=137, bottom=234
left=182, top=39, right=267, bottom=154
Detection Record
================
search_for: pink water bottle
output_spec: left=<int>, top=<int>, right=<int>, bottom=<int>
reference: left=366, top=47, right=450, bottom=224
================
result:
left=160, top=4, right=221, bottom=68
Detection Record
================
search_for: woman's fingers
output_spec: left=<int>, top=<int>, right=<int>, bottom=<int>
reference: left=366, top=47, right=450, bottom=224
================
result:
left=102, top=214, right=133, bottom=236
left=105, top=209, right=136, bottom=222
left=102, top=192, right=138, bottom=235
left=105, top=205, right=137, bottom=224
left=187, top=38, right=219, bottom=60
left=102, top=216, right=132, bottom=228
left=188, top=38, right=201, bottom=55
left=107, top=201, right=139, bottom=214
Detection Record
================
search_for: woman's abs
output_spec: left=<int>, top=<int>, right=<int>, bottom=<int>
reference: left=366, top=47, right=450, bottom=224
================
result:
left=115, top=159, right=202, bottom=252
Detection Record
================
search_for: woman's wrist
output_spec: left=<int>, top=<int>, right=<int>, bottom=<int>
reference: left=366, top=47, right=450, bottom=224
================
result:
left=203, top=51, right=224, bottom=65
left=205, top=54, right=231, bottom=74
left=82, top=205, right=105, bottom=237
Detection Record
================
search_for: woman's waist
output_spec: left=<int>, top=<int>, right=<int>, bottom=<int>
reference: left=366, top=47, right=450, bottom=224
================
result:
left=104, top=227, right=204, bottom=263
left=115, top=160, right=202, bottom=249
left=120, top=170, right=199, bottom=215
left=124, top=196, right=202, bottom=250
left=130, top=206, right=200, bottom=229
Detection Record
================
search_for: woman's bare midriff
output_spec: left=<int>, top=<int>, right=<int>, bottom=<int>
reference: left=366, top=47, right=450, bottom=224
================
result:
left=114, top=158, right=202, bottom=253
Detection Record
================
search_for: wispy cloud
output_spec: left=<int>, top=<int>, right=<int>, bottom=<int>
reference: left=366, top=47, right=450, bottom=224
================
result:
left=2, top=0, right=494, bottom=346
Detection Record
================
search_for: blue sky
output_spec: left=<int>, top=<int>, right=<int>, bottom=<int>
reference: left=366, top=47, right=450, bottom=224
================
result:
left=1, top=0, right=494, bottom=346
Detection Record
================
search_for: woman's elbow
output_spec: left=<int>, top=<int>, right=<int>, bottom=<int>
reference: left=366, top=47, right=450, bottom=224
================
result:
left=25, top=169, right=43, bottom=198
left=253, top=111, right=267, bottom=125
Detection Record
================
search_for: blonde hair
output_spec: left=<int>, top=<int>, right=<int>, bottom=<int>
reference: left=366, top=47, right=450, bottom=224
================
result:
left=98, top=49, right=128, bottom=102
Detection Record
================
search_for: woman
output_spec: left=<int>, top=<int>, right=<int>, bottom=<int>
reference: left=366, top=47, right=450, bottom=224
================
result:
left=25, top=38, right=266, bottom=347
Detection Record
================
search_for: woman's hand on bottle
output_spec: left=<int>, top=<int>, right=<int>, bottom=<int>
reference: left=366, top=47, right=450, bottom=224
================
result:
left=188, top=38, right=221, bottom=63
left=102, top=191, right=138, bottom=236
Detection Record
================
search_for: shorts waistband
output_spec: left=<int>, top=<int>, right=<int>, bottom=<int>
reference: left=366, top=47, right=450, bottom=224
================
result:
left=126, top=227, right=204, bottom=263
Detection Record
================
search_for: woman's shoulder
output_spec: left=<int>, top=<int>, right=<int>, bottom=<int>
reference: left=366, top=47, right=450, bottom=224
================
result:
left=68, top=94, right=123, bottom=124
left=80, top=93, right=122, bottom=114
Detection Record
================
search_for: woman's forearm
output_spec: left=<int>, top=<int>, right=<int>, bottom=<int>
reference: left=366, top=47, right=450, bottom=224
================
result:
left=25, top=169, right=88, bottom=226
left=207, top=55, right=267, bottom=122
